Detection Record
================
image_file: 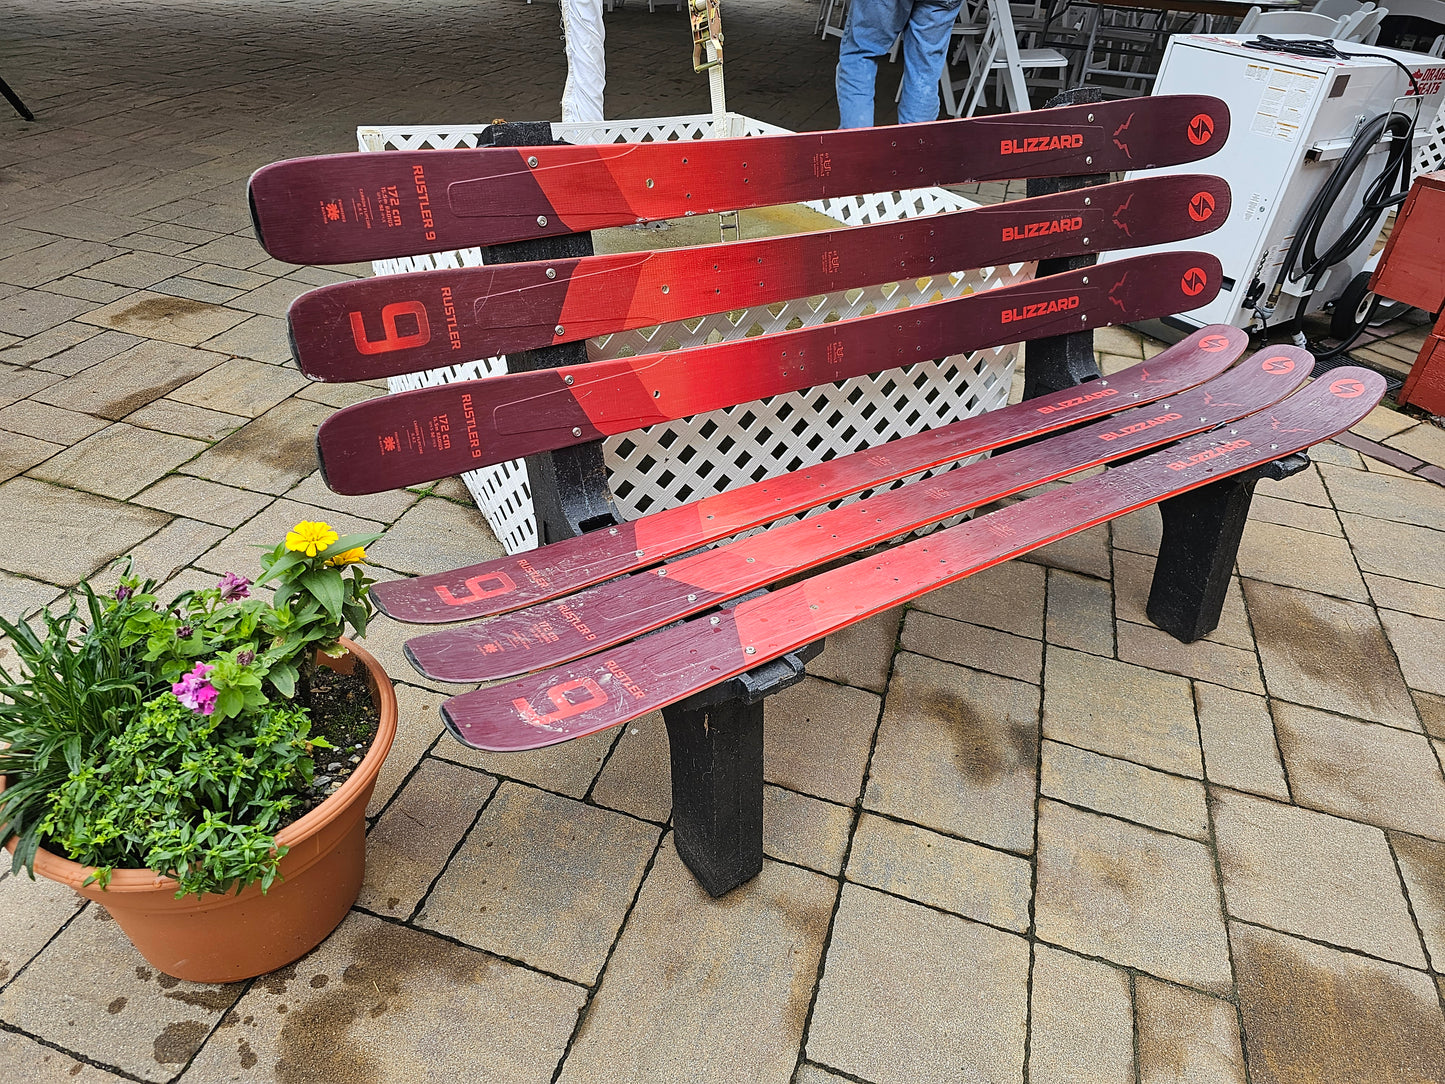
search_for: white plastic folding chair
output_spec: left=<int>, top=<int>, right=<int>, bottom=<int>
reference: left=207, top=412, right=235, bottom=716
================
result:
left=818, top=0, right=848, bottom=40
left=1310, top=0, right=1374, bottom=18
left=1235, top=7, right=1351, bottom=33
left=950, top=0, right=1068, bottom=116
left=1337, top=5, right=1389, bottom=39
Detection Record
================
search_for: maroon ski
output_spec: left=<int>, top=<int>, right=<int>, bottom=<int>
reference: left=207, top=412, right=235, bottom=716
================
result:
left=439, top=368, right=1385, bottom=752
left=405, top=347, right=1311, bottom=682
left=370, top=325, right=1247, bottom=624
left=316, top=250, right=1224, bottom=495
left=290, top=174, right=1231, bottom=382
left=249, top=96, right=1229, bottom=264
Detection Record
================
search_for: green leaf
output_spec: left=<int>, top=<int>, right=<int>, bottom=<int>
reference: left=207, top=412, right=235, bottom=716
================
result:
left=299, top=569, right=344, bottom=619
left=254, top=549, right=306, bottom=586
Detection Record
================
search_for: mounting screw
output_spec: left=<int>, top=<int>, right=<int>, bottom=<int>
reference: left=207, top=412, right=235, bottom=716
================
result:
left=1084, top=197, right=1092, bottom=206
left=1081, top=276, right=1089, bottom=285
left=687, top=593, right=697, bottom=602
left=545, top=267, right=557, bottom=279
left=745, top=646, right=756, bottom=655
left=646, top=178, right=655, bottom=188
left=1085, top=156, right=1093, bottom=165
left=537, top=215, right=548, bottom=226
left=609, top=527, right=619, bottom=535
left=1082, top=238, right=1090, bottom=246
left=635, top=549, right=645, bottom=558
left=657, top=568, right=667, bottom=577
left=661, top=284, right=669, bottom=294
left=555, top=324, right=565, bottom=336
left=572, top=427, right=583, bottom=437
left=710, top=616, right=720, bottom=626
left=527, top=155, right=539, bottom=168
left=564, top=374, right=574, bottom=385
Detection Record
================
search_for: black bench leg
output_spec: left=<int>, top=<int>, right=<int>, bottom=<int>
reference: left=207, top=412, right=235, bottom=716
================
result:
left=1147, top=453, right=1310, bottom=642
left=0, top=74, right=34, bottom=122
left=661, top=643, right=823, bottom=897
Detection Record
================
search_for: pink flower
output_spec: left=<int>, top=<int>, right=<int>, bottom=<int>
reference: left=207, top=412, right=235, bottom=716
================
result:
left=217, top=572, right=251, bottom=601
left=173, top=663, right=219, bottom=716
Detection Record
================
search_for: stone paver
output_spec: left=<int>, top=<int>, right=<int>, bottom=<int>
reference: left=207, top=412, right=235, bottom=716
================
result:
left=1232, top=922, right=1445, bottom=1084
left=899, top=608, right=1042, bottom=683
left=417, top=783, right=659, bottom=984
left=1273, top=701, right=1445, bottom=839
left=1028, top=944, right=1134, bottom=1084
left=766, top=674, right=881, bottom=806
left=1379, top=608, right=1445, bottom=697
left=1245, top=579, right=1420, bottom=729
left=1034, top=800, right=1233, bottom=993
left=807, top=883, right=1029, bottom=1084
left=31, top=338, right=223, bottom=420
left=866, top=652, right=1038, bottom=852
left=1135, top=975, right=1246, bottom=1084
left=178, top=397, right=333, bottom=494
left=1194, top=682, right=1290, bottom=800
left=1212, top=788, right=1426, bottom=967
left=0, top=476, right=171, bottom=585
left=846, top=812, right=1032, bottom=931
left=183, top=911, right=585, bottom=1084
left=559, top=842, right=836, bottom=1084
left=1042, top=648, right=1202, bottom=777
left=29, top=423, right=207, bottom=500
left=1040, top=739, right=1209, bottom=840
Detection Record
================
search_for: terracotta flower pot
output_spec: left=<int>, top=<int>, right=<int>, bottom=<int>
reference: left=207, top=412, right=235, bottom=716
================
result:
left=2, top=639, right=397, bottom=984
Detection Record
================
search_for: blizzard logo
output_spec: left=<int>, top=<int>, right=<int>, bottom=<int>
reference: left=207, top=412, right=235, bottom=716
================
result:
left=1187, top=114, right=1215, bottom=146
left=999, top=133, right=1084, bottom=154
left=1167, top=438, right=1250, bottom=471
left=1001, top=294, right=1080, bottom=324
left=1002, top=216, right=1083, bottom=242
left=1098, top=412, right=1181, bottom=441
left=1037, top=385, right=1117, bottom=415
left=1188, top=191, right=1215, bottom=222
left=1112, top=113, right=1135, bottom=159
left=1180, top=267, right=1209, bottom=297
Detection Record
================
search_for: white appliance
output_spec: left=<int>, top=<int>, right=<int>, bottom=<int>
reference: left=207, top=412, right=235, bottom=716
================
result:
left=1103, top=34, right=1445, bottom=337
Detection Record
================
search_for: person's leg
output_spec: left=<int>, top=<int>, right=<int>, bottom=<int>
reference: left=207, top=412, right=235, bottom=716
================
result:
left=836, top=0, right=915, bottom=128
left=897, top=0, right=964, bottom=124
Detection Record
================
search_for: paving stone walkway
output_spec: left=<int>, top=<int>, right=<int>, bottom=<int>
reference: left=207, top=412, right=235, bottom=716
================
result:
left=3, top=2, right=1445, bottom=1082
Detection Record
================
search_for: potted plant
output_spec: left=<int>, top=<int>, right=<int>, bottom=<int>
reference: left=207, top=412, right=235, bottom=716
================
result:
left=0, top=521, right=397, bottom=983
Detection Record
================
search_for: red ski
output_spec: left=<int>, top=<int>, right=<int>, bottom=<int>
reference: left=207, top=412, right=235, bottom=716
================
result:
left=316, top=250, right=1224, bottom=495
left=405, top=347, right=1310, bottom=682
left=249, top=96, right=1229, bottom=264
left=370, top=325, right=1246, bottom=624
left=289, top=174, right=1231, bottom=382
left=439, top=368, right=1385, bottom=752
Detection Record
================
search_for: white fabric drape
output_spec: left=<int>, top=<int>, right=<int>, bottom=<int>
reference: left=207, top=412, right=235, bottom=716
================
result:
left=560, top=0, right=606, bottom=122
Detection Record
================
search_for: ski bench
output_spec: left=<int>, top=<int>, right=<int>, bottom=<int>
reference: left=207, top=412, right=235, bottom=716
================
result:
left=249, top=93, right=1384, bottom=897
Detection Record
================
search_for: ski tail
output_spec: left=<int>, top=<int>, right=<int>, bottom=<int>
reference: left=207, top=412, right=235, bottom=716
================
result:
left=402, top=345, right=1312, bottom=684
left=439, top=368, right=1385, bottom=752
left=370, top=324, right=1248, bottom=624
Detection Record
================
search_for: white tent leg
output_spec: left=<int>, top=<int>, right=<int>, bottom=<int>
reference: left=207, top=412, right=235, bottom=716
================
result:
left=560, top=0, right=606, bottom=122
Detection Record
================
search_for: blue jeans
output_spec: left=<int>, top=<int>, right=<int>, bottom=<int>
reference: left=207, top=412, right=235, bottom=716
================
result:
left=836, top=0, right=964, bottom=128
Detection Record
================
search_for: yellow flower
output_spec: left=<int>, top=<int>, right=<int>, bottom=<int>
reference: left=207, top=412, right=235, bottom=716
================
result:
left=285, top=521, right=339, bottom=558
left=326, top=546, right=366, bottom=567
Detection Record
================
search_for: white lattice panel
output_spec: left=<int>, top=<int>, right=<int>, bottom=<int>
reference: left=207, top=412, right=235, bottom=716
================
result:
left=360, top=113, right=1026, bottom=554
left=1416, top=96, right=1445, bottom=177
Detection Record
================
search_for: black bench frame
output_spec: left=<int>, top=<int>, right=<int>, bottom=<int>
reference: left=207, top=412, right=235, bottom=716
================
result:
left=475, top=91, right=1302, bottom=897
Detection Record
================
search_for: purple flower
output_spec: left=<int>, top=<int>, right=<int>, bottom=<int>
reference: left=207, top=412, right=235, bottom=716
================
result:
left=236, top=650, right=255, bottom=667
left=115, top=584, right=133, bottom=602
left=177, top=625, right=194, bottom=639
left=217, top=573, right=251, bottom=601
left=172, top=663, right=219, bottom=716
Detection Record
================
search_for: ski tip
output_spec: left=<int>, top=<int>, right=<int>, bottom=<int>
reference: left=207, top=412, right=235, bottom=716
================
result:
left=369, top=581, right=397, bottom=620
left=401, top=640, right=431, bottom=680
left=247, top=171, right=268, bottom=251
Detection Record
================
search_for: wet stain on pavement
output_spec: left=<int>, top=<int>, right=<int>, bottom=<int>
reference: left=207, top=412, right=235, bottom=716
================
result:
left=153, top=1020, right=208, bottom=1065
left=923, top=690, right=1035, bottom=785
left=166, top=986, right=238, bottom=1012
left=106, top=296, right=217, bottom=331
left=1233, top=924, right=1445, bottom=1083
left=273, top=923, right=495, bottom=1084
left=238, top=1038, right=258, bottom=1070
left=107, top=996, right=127, bottom=1014
left=1252, top=589, right=1407, bottom=711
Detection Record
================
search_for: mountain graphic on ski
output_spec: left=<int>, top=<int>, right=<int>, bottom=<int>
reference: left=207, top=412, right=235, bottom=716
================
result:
left=316, top=250, right=1224, bottom=495
left=249, top=95, right=1229, bottom=264
left=439, top=368, right=1385, bottom=752
left=405, top=347, right=1310, bottom=682
left=290, top=174, right=1231, bottom=382
left=370, top=325, right=1247, bottom=624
